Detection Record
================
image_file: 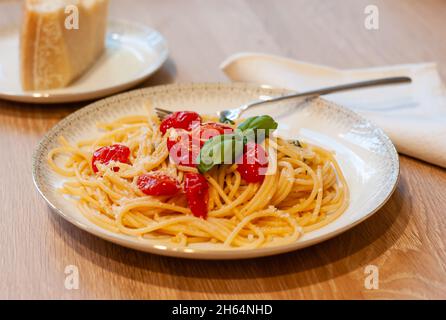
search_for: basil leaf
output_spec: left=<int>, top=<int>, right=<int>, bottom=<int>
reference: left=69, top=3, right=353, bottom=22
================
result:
left=197, top=131, right=244, bottom=173
left=197, top=115, right=278, bottom=173
left=237, top=115, right=278, bottom=136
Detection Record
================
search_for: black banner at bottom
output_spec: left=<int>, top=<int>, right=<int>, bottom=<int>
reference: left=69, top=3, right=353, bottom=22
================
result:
left=0, top=300, right=441, bottom=318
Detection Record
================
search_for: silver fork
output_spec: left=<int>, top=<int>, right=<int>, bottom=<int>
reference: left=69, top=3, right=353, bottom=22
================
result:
left=155, top=76, right=411, bottom=123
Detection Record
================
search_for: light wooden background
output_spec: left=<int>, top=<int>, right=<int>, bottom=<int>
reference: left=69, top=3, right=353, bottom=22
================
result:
left=1, top=0, right=446, bottom=299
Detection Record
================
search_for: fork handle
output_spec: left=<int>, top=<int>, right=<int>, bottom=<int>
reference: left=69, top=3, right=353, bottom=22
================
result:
left=244, top=76, right=412, bottom=110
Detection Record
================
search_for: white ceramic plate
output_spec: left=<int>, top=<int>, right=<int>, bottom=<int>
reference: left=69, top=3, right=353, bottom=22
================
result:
left=32, top=83, right=399, bottom=259
left=0, top=20, right=168, bottom=103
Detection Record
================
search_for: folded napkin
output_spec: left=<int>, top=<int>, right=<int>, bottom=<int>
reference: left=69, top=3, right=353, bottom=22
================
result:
left=221, top=52, right=446, bottom=168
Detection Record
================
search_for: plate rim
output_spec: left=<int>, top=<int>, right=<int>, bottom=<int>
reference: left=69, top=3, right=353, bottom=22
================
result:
left=32, top=82, right=400, bottom=259
left=0, top=19, right=169, bottom=104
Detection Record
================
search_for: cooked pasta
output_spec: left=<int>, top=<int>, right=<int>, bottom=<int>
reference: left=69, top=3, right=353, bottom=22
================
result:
left=47, top=103, right=349, bottom=249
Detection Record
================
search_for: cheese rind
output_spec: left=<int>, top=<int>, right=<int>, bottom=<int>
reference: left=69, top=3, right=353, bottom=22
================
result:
left=20, top=0, right=109, bottom=91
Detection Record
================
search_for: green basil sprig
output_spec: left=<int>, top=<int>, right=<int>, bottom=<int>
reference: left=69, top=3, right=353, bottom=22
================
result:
left=237, top=115, right=278, bottom=134
left=197, top=131, right=244, bottom=173
left=197, top=115, right=278, bottom=173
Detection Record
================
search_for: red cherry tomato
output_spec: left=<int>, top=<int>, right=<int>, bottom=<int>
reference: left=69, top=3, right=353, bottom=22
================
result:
left=166, top=122, right=232, bottom=167
left=166, top=129, right=199, bottom=167
left=91, top=144, right=131, bottom=173
left=236, top=142, right=268, bottom=183
left=192, top=122, right=233, bottom=147
left=137, top=173, right=180, bottom=196
left=184, top=173, right=209, bottom=218
left=160, top=111, right=201, bottom=135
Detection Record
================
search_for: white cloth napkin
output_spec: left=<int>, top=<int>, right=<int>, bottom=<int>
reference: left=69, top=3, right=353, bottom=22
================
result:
left=221, top=52, right=446, bottom=168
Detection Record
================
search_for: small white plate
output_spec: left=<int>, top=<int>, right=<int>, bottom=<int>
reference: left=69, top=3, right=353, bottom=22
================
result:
left=0, top=20, right=168, bottom=103
left=32, top=83, right=399, bottom=259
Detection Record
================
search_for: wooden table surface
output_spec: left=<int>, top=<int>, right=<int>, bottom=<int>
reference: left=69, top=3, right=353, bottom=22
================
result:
left=1, top=0, right=446, bottom=300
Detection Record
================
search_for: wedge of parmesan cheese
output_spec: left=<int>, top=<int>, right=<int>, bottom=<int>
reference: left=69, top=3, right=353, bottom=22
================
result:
left=20, top=0, right=109, bottom=90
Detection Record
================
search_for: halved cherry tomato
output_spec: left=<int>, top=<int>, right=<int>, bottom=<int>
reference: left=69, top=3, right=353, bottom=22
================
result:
left=91, top=144, right=131, bottom=173
left=191, top=122, right=234, bottom=147
left=137, top=173, right=180, bottom=196
left=166, top=129, right=199, bottom=167
left=184, top=172, right=209, bottom=218
left=166, top=121, right=233, bottom=167
left=236, top=142, right=268, bottom=183
left=160, top=111, right=201, bottom=135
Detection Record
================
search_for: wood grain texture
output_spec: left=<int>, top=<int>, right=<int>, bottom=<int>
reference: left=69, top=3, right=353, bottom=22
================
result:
left=1, top=0, right=446, bottom=299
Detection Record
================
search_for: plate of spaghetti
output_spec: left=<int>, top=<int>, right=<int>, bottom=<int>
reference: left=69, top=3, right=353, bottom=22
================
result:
left=33, top=83, right=399, bottom=259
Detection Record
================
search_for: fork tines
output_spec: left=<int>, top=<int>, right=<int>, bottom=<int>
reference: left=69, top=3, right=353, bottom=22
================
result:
left=154, top=107, right=173, bottom=120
